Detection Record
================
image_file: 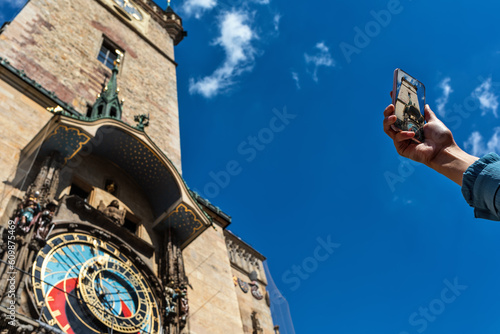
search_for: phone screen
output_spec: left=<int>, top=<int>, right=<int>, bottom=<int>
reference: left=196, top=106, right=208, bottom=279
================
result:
left=392, top=69, right=426, bottom=142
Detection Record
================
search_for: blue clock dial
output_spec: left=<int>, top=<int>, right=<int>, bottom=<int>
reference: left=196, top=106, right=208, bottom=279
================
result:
left=113, top=0, right=143, bottom=21
left=32, top=233, right=161, bottom=334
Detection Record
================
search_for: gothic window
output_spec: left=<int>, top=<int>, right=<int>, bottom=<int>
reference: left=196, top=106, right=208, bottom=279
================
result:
left=86, top=103, right=93, bottom=117
left=97, top=105, right=104, bottom=116
left=98, top=38, right=122, bottom=70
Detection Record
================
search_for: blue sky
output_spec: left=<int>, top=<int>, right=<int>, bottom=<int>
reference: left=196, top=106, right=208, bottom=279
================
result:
left=4, top=0, right=500, bottom=333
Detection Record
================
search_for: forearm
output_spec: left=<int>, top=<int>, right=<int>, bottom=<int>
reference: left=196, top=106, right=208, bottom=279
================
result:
left=426, top=145, right=479, bottom=186
left=461, top=153, right=500, bottom=220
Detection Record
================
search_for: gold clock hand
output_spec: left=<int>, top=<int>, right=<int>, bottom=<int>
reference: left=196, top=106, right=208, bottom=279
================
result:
left=97, top=271, right=105, bottom=297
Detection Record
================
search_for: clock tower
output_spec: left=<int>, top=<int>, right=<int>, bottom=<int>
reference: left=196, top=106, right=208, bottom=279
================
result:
left=0, top=0, right=279, bottom=333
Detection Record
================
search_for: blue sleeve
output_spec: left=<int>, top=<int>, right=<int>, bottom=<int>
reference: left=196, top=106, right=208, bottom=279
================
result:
left=462, top=153, right=500, bottom=221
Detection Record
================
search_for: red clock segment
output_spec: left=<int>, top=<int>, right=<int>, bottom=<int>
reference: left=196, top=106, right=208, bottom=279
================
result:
left=120, top=298, right=133, bottom=318
left=45, top=278, right=78, bottom=334
left=31, top=232, right=162, bottom=334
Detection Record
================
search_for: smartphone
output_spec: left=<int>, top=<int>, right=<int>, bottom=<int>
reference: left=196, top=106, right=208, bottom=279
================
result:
left=391, top=68, right=426, bottom=142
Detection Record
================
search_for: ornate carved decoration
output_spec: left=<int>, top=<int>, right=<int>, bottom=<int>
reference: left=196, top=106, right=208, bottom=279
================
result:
left=249, top=281, right=264, bottom=300
left=134, top=114, right=150, bottom=131
left=225, top=234, right=265, bottom=282
left=68, top=223, right=78, bottom=230
left=162, top=230, right=189, bottom=333
left=233, top=276, right=265, bottom=301
left=27, top=152, right=63, bottom=207
left=90, top=228, right=111, bottom=240
left=238, top=277, right=249, bottom=293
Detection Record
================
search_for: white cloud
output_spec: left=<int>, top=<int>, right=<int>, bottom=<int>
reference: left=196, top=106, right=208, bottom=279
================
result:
left=464, top=132, right=485, bottom=156
left=189, top=10, right=256, bottom=98
left=273, top=13, right=281, bottom=31
left=464, top=128, right=500, bottom=156
left=304, top=42, right=335, bottom=82
left=472, top=78, right=499, bottom=117
left=435, top=77, right=453, bottom=117
left=291, top=71, right=300, bottom=89
left=252, top=0, right=270, bottom=3
left=182, top=0, right=216, bottom=19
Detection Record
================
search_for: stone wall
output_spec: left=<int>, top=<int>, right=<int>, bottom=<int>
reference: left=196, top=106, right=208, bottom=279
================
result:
left=225, top=231, right=275, bottom=334
left=183, top=227, right=246, bottom=334
left=0, top=78, right=53, bottom=221
left=0, top=0, right=182, bottom=171
left=232, top=266, right=275, bottom=334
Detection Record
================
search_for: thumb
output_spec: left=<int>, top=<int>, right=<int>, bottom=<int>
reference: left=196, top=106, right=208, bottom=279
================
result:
left=424, top=105, right=438, bottom=122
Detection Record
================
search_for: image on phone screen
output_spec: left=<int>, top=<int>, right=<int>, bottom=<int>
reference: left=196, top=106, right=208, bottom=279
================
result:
left=392, top=69, right=426, bottom=142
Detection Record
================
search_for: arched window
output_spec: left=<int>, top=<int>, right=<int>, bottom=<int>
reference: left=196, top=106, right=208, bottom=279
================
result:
left=97, top=105, right=104, bottom=116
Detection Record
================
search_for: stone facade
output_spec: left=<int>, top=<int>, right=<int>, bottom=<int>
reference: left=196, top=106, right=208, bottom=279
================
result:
left=226, top=231, right=275, bottom=334
left=0, top=0, right=182, bottom=170
left=0, top=1, right=278, bottom=333
left=183, top=228, right=246, bottom=334
left=0, top=75, right=53, bottom=220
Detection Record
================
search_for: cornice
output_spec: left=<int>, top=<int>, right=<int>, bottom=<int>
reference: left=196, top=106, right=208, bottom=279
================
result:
left=225, top=229, right=266, bottom=261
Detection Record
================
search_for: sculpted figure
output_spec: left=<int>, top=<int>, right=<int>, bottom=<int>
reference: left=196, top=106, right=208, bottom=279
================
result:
left=16, top=194, right=41, bottom=233
left=99, top=200, right=126, bottom=225
left=164, top=285, right=178, bottom=318
left=35, top=202, right=57, bottom=240
left=251, top=311, right=263, bottom=334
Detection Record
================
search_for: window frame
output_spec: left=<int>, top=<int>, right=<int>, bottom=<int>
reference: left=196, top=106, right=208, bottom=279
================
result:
left=97, top=36, right=124, bottom=70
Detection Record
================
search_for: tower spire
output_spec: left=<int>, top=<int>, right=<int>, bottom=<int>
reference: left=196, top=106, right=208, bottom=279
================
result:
left=165, top=0, right=187, bottom=45
left=90, top=50, right=124, bottom=120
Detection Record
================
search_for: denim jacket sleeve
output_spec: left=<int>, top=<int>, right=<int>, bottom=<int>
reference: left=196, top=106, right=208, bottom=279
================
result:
left=462, top=153, right=500, bottom=221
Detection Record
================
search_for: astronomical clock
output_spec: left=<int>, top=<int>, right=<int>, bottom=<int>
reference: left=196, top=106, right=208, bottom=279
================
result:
left=32, top=233, right=162, bottom=334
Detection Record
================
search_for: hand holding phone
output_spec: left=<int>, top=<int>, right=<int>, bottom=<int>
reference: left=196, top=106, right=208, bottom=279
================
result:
left=391, top=68, right=426, bottom=142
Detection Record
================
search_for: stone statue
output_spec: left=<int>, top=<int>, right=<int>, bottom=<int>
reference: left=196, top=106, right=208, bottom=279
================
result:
left=251, top=311, right=263, bottom=334
left=179, top=285, right=189, bottom=325
left=34, top=202, right=57, bottom=240
left=162, top=231, right=189, bottom=331
left=105, top=180, right=117, bottom=194
left=99, top=200, right=126, bottom=225
left=164, top=284, right=179, bottom=318
left=16, top=193, right=41, bottom=233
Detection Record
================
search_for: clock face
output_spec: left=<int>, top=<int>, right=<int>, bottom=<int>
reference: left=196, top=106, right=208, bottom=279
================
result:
left=32, top=233, right=162, bottom=334
left=114, top=0, right=144, bottom=21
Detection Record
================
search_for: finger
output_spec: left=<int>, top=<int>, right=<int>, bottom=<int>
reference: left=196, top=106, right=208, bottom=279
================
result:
left=394, top=131, right=415, bottom=143
left=424, top=104, right=438, bottom=122
left=383, top=104, right=395, bottom=117
left=383, top=114, right=397, bottom=130
left=383, top=115, right=397, bottom=138
left=389, top=91, right=393, bottom=99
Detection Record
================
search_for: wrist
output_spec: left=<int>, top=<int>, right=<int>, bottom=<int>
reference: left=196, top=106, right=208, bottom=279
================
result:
left=427, top=144, right=479, bottom=186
